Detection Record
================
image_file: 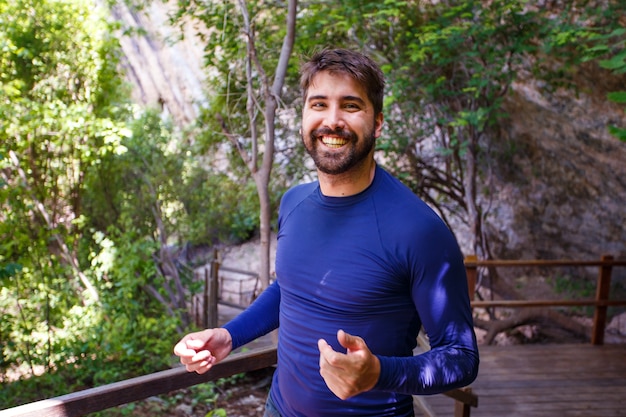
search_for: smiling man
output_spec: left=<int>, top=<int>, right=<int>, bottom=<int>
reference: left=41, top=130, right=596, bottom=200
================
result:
left=174, top=48, right=479, bottom=417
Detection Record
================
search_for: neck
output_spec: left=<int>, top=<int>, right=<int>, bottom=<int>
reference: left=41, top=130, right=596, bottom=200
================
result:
left=318, top=158, right=377, bottom=197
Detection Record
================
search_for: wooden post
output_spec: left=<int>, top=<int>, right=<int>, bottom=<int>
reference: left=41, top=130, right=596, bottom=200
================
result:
left=591, top=255, right=613, bottom=345
left=454, top=400, right=471, bottom=417
left=465, top=255, right=478, bottom=302
left=453, top=387, right=475, bottom=417
left=202, top=268, right=209, bottom=328
left=206, top=258, right=220, bottom=329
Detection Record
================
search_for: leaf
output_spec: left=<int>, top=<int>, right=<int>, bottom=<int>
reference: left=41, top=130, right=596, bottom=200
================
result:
left=206, top=409, right=228, bottom=417
left=608, top=125, right=626, bottom=142
left=607, top=91, right=626, bottom=103
left=599, top=50, right=626, bottom=71
left=0, top=263, right=23, bottom=280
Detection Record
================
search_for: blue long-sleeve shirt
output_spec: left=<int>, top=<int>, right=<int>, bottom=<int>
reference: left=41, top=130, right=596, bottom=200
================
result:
left=224, top=165, right=479, bottom=416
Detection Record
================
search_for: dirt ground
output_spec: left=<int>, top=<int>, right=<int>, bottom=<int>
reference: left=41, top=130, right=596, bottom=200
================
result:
left=168, top=368, right=274, bottom=417
left=206, top=367, right=274, bottom=417
left=116, top=367, right=274, bottom=417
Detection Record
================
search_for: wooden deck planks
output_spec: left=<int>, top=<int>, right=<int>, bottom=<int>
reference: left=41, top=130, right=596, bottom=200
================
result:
left=416, top=343, right=626, bottom=417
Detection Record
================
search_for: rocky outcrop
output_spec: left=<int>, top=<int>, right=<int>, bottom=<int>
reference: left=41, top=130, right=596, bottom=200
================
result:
left=490, top=71, right=626, bottom=267
left=109, top=1, right=207, bottom=126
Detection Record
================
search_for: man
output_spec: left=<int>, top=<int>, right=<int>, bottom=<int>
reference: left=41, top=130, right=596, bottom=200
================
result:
left=174, top=48, right=479, bottom=416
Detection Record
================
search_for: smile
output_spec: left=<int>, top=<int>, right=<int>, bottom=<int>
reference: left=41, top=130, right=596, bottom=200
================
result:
left=321, top=136, right=348, bottom=148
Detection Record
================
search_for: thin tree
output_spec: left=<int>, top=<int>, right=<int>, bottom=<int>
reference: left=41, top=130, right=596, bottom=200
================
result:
left=225, top=0, right=298, bottom=289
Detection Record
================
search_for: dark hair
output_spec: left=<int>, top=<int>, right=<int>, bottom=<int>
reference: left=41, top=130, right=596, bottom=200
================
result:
left=300, top=48, right=385, bottom=115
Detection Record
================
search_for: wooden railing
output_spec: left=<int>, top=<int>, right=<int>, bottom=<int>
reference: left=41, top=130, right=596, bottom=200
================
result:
left=464, top=254, right=626, bottom=345
left=0, top=346, right=277, bottom=417
left=2, top=255, right=625, bottom=416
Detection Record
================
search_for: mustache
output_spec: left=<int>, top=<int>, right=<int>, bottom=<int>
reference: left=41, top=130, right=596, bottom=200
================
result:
left=310, top=127, right=356, bottom=140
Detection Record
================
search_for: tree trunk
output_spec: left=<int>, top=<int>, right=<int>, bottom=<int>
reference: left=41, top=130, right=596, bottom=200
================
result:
left=473, top=307, right=592, bottom=345
left=249, top=0, right=298, bottom=289
left=255, top=168, right=273, bottom=289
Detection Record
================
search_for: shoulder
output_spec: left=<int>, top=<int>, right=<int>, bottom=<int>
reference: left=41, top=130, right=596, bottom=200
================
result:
left=374, top=167, right=442, bottom=225
left=373, top=167, right=458, bottom=248
left=279, top=181, right=318, bottom=215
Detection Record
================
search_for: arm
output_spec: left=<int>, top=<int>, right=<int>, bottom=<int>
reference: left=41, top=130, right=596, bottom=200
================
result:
left=223, top=280, right=281, bottom=350
left=375, top=241, right=479, bottom=395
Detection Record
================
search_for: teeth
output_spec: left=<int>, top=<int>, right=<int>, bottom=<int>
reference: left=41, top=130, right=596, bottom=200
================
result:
left=321, top=136, right=347, bottom=148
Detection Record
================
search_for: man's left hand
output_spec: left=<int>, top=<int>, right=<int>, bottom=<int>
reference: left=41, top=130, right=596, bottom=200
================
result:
left=317, top=329, right=381, bottom=400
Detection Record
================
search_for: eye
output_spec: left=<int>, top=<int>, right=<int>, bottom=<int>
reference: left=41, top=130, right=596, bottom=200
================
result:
left=310, top=101, right=326, bottom=109
left=344, top=102, right=361, bottom=111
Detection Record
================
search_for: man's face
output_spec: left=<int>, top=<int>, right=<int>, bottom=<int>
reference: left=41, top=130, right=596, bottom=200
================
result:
left=301, top=71, right=383, bottom=175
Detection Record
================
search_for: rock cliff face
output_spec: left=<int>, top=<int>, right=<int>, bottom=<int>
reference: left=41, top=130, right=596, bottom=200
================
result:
left=112, top=3, right=626, bottom=274
left=109, top=1, right=207, bottom=126
left=491, top=71, right=626, bottom=267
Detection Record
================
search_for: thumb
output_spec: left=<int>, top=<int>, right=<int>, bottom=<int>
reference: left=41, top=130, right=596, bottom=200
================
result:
left=337, top=329, right=364, bottom=352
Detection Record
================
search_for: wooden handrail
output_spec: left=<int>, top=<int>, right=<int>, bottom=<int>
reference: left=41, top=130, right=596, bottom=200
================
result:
left=464, top=258, right=626, bottom=267
left=471, top=299, right=626, bottom=308
left=464, top=254, right=626, bottom=345
left=0, top=346, right=277, bottom=417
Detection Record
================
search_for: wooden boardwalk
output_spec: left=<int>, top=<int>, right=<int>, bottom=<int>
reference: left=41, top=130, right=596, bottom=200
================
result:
left=419, top=343, right=626, bottom=417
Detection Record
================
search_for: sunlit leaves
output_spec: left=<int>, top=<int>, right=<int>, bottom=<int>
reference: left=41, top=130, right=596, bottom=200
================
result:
left=0, top=0, right=138, bottom=394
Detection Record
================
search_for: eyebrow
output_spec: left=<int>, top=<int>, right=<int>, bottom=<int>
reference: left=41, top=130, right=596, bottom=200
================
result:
left=307, top=94, right=367, bottom=106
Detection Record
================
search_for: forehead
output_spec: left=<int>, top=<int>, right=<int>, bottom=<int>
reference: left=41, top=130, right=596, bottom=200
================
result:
left=306, top=71, right=370, bottom=103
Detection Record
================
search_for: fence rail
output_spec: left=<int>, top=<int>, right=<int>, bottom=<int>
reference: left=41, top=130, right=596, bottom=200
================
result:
left=0, top=346, right=277, bottom=417
left=465, top=254, right=626, bottom=345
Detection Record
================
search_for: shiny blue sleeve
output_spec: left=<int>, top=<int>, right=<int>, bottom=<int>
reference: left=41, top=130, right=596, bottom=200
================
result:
left=374, top=223, right=479, bottom=395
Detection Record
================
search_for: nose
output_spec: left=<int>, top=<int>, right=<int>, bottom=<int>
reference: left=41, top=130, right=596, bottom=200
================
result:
left=323, top=105, right=346, bottom=131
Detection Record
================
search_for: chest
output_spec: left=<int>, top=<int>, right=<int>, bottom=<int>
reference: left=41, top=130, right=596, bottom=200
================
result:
left=275, top=201, right=411, bottom=314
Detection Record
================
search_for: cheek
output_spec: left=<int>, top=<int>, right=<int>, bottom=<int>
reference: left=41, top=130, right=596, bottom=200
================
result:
left=301, top=116, right=318, bottom=135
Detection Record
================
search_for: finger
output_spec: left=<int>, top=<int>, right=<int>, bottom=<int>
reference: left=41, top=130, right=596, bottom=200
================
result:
left=191, top=349, right=212, bottom=363
left=319, top=338, right=351, bottom=374
left=186, top=359, right=212, bottom=374
left=178, top=348, right=211, bottom=365
left=337, top=329, right=363, bottom=352
left=318, top=338, right=332, bottom=361
left=318, top=339, right=339, bottom=368
left=173, top=341, right=197, bottom=358
left=185, top=352, right=217, bottom=373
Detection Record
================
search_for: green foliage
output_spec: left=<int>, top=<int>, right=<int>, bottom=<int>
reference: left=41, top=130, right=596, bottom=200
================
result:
left=551, top=274, right=595, bottom=299
left=1, top=0, right=274, bottom=405
left=593, top=29, right=626, bottom=142
left=0, top=0, right=184, bottom=407
left=535, top=4, right=626, bottom=143
left=550, top=274, right=596, bottom=316
left=0, top=0, right=136, bottom=396
left=172, top=0, right=308, bottom=185
left=206, top=409, right=228, bottom=417
left=181, top=167, right=260, bottom=244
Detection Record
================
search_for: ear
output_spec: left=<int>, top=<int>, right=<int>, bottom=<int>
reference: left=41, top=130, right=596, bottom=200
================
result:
left=374, top=112, right=384, bottom=138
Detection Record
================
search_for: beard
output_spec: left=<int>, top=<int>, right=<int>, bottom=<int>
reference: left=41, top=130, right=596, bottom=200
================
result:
left=302, top=126, right=376, bottom=175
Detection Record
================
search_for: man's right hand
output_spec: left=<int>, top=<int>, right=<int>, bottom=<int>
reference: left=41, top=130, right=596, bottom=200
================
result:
left=173, top=328, right=233, bottom=374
